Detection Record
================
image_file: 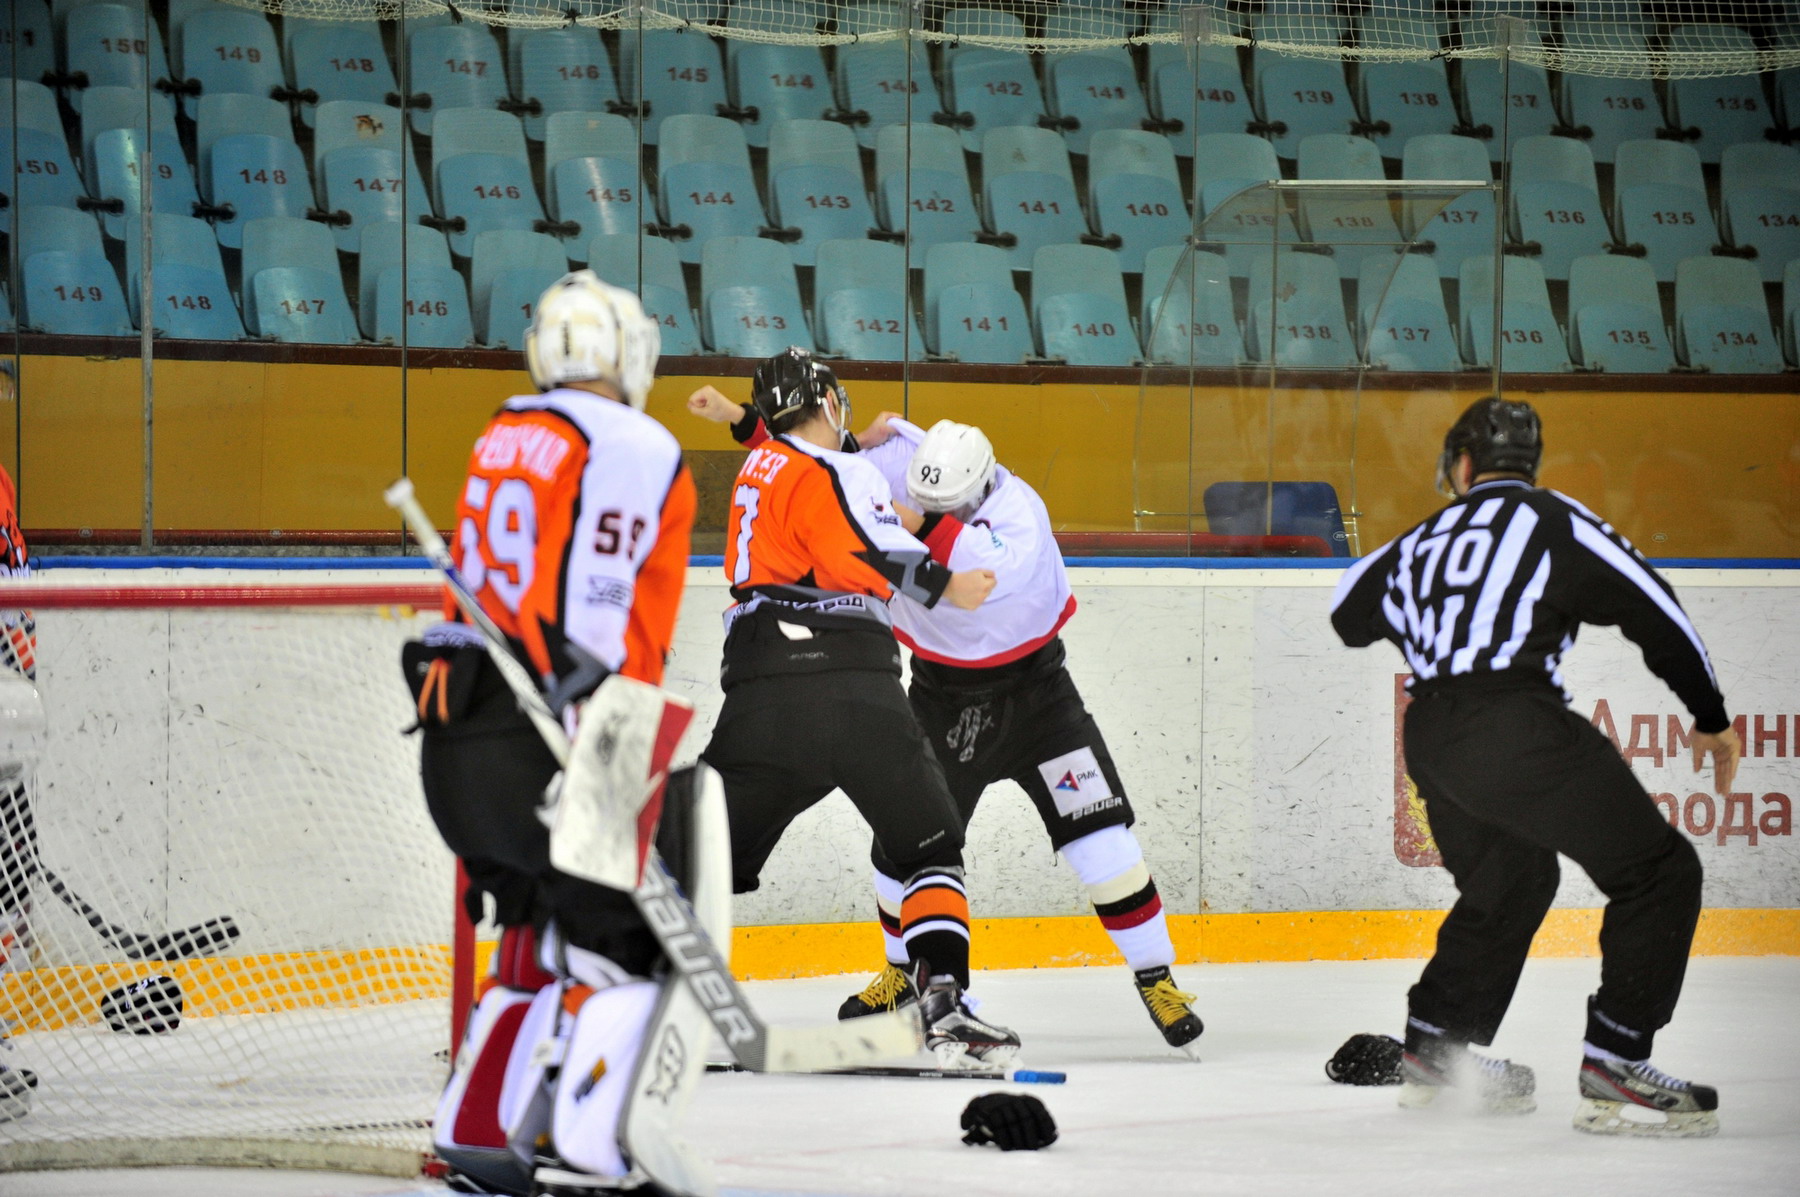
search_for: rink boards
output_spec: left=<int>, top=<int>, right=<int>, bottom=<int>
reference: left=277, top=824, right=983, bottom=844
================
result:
left=13, top=563, right=1799, bottom=1005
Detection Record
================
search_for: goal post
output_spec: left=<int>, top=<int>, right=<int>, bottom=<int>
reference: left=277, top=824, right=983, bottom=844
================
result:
left=0, top=574, right=475, bottom=1177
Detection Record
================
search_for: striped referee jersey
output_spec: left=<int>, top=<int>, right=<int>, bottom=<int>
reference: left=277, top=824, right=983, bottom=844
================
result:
left=1330, top=479, right=1730, bottom=734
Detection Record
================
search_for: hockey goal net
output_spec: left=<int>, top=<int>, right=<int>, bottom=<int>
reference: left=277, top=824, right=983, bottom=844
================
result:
left=0, top=574, right=466, bottom=1176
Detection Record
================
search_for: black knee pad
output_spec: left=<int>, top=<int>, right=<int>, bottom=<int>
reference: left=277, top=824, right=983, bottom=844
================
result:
left=1657, top=826, right=1704, bottom=897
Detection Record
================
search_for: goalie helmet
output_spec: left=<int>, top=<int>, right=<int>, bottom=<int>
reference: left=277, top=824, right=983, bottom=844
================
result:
left=750, top=347, right=849, bottom=436
left=524, top=270, right=660, bottom=409
left=908, top=420, right=997, bottom=515
left=1438, top=397, right=1542, bottom=492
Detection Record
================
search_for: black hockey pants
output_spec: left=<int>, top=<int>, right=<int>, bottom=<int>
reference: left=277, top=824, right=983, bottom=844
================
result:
left=1402, top=681, right=1702, bottom=1049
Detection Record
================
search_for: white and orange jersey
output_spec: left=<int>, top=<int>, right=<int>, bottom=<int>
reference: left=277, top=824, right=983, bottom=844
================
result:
left=724, top=434, right=950, bottom=631
left=862, top=419, right=1075, bottom=668
left=451, top=388, right=695, bottom=697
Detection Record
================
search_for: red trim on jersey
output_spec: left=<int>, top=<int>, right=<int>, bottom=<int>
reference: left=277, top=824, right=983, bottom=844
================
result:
left=897, top=593, right=1078, bottom=668
left=1098, top=892, right=1163, bottom=932
left=921, top=514, right=964, bottom=566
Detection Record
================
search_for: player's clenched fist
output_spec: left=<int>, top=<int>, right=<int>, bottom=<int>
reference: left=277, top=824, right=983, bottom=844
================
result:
left=943, top=569, right=996, bottom=610
left=687, top=384, right=743, bottom=424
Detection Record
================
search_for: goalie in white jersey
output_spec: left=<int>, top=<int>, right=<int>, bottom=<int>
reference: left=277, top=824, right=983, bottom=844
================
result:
left=689, top=395, right=1202, bottom=1051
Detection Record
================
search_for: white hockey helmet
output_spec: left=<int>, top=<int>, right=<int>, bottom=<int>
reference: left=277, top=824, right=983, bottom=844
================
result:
left=907, top=420, right=997, bottom=514
left=524, top=270, right=660, bottom=409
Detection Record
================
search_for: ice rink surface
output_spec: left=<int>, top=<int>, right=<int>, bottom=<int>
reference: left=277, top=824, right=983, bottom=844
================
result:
left=11, top=956, right=1798, bottom=1197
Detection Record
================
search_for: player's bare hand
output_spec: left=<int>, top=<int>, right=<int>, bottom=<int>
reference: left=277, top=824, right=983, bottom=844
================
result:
left=943, top=569, right=996, bottom=610
left=856, top=411, right=905, bottom=447
left=893, top=500, right=924, bottom=534
left=1692, top=725, right=1741, bottom=797
left=688, top=385, right=747, bottom=425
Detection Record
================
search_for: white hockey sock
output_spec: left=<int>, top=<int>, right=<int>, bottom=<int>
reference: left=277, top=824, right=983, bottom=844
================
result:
left=1060, top=826, right=1175, bottom=973
left=873, top=868, right=906, bottom=966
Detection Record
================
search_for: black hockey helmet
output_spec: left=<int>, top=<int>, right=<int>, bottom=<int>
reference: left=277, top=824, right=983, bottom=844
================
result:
left=1438, top=397, right=1542, bottom=490
left=750, top=347, right=849, bottom=435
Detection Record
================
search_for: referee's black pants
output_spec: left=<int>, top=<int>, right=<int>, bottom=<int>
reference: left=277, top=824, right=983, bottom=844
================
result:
left=1402, top=682, right=1703, bottom=1050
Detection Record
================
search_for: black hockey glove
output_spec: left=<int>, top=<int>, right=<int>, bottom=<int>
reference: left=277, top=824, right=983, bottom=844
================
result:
left=960, top=1092, right=1058, bottom=1151
left=1325, top=1032, right=1404, bottom=1085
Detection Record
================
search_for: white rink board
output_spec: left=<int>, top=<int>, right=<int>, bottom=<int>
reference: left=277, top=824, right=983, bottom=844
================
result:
left=28, top=565, right=1800, bottom=942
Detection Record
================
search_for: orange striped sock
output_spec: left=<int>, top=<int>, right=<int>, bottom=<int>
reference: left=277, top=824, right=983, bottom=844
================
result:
left=900, top=868, right=970, bottom=989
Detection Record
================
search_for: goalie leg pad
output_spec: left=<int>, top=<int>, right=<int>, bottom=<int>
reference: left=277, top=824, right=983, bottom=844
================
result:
left=549, top=980, right=660, bottom=1182
left=499, top=983, right=568, bottom=1176
left=619, top=979, right=716, bottom=1197
left=657, top=762, right=732, bottom=948
left=435, top=983, right=539, bottom=1196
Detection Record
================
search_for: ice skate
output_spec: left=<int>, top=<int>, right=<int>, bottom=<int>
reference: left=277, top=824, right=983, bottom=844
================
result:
left=1573, top=1055, right=1719, bottom=1138
left=837, top=963, right=913, bottom=1020
left=1132, top=966, right=1203, bottom=1055
left=1399, top=1041, right=1536, bottom=1114
left=913, top=964, right=1020, bottom=1069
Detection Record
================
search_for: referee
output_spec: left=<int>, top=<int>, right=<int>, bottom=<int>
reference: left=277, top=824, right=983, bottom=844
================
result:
left=1331, top=397, right=1740, bottom=1137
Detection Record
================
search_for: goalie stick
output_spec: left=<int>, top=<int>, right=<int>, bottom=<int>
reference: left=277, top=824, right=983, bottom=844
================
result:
left=41, top=865, right=241, bottom=961
left=705, top=1061, right=1067, bottom=1085
left=383, top=478, right=921, bottom=1076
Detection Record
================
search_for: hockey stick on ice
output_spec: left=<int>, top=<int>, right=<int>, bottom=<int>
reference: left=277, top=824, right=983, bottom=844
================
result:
left=384, top=478, right=921, bottom=1074
left=705, top=1061, right=1067, bottom=1084
left=40, top=866, right=241, bottom=961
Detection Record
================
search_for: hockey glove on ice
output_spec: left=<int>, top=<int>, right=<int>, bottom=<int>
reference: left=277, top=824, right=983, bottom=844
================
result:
left=1325, top=1032, right=1403, bottom=1085
left=961, top=1093, right=1058, bottom=1151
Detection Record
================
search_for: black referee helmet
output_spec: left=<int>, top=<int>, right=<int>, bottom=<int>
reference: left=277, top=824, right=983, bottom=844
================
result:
left=1438, top=397, right=1543, bottom=490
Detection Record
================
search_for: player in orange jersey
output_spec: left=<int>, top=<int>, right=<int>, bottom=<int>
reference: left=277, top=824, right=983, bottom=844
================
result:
left=697, top=348, right=1021, bottom=1067
left=403, top=273, right=700, bottom=1195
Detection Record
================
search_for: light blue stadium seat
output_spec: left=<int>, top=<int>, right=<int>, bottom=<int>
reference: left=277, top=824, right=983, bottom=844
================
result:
left=470, top=229, right=567, bottom=340
left=1674, top=256, right=1781, bottom=373
left=831, top=35, right=928, bottom=151
left=1554, top=37, right=1663, bottom=165
left=242, top=214, right=337, bottom=284
left=1037, top=292, right=1139, bottom=365
left=206, top=134, right=312, bottom=248
left=1401, top=135, right=1492, bottom=278
left=16, top=204, right=104, bottom=262
left=641, top=282, right=701, bottom=355
left=1353, top=16, right=1457, bottom=158
left=873, top=124, right=979, bottom=254
left=700, top=232, right=795, bottom=295
left=1142, top=246, right=1240, bottom=366
left=356, top=223, right=450, bottom=334
left=77, top=84, right=177, bottom=166
left=65, top=4, right=171, bottom=112
left=287, top=23, right=396, bottom=128
left=1088, top=130, right=1189, bottom=271
left=922, top=240, right=1013, bottom=349
left=818, top=288, right=923, bottom=361
left=764, top=120, right=871, bottom=266
left=1246, top=251, right=1355, bottom=367
left=371, top=263, right=473, bottom=347
left=587, top=231, right=685, bottom=298
left=544, top=111, right=636, bottom=176
left=1033, top=242, right=1127, bottom=313
left=1458, top=255, right=1571, bottom=371
left=657, top=114, right=763, bottom=264
left=983, top=126, right=1082, bottom=266
left=122, top=211, right=221, bottom=295
left=434, top=152, right=545, bottom=257
left=935, top=281, right=1031, bottom=363
left=549, top=157, right=642, bottom=263
left=1455, top=32, right=1560, bottom=161
left=247, top=265, right=357, bottom=343
left=434, top=107, right=529, bottom=174
left=1203, top=481, right=1349, bottom=556
left=406, top=24, right=506, bottom=137
left=726, top=43, right=831, bottom=149
left=11, top=127, right=85, bottom=210
left=312, top=100, right=410, bottom=167
left=705, top=284, right=812, bottom=355
left=1611, top=140, right=1717, bottom=283
left=1571, top=302, right=1674, bottom=372
left=196, top=93, right=294, bottom=179
left=512, top=27, right=618, bottom=142
left=1191, top=133, right=1294, bottom=276
left=21, top=250, right=133, bottom=334
left=1718, top=153, right=1800, bottom=284
left=1509, top=135, right=1610, bottom=281
left=1251, top=36, right=1352, bottom=157
left=2, top=1, right=56, bottom=85
left=1144, top=15, right=1252, bottom=156
left=619, top=30, right=726, bottom=147
left=484, top=264, right=569, bottom=349
left=320, top=147, right=430, bottom=251
left=1356, top=252, right=1457, bottom=371
left=1666, top=25, right=1775, bottom=164
left=180, top=8, right=282, bottom=107
left=942, top=37, right=1045, bottom=153
left=1295, top=134, right=1401, bottom=278
left=141, top=261, right=242, bottom=339
left=1044, top=52, right=1150, bottom=156
left=2, top=78, right=62, bottom=137
left=90, top=129, right=200, bottom=239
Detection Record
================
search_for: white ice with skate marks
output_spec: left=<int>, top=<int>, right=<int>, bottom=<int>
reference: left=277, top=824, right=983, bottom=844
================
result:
left=11, top=957, right=1798, bottom=1197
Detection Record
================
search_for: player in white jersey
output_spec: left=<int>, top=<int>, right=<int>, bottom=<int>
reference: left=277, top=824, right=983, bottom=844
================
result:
left=688, top=395, right=1203, bottom=1051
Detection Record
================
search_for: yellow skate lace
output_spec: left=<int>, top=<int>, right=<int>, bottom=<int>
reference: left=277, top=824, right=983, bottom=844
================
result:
left=1140, top=977, right=1198, bottom=1027
left=855, top=964, right=909, bottom=1009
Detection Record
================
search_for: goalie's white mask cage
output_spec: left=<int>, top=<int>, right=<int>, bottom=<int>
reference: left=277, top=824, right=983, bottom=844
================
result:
left=0, top=576, right=468, bottom=1176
